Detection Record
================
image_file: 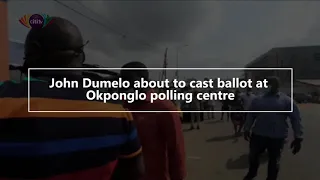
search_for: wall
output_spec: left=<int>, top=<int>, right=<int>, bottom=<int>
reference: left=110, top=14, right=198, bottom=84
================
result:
left=8, top=41, right=24, bottom=81
left=9, top=40, right=24, bottom=64
left=0, top=1, right=9, bottom=80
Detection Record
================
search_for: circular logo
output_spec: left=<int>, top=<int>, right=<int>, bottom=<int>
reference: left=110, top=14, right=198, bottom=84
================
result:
left=29, top=14, right=44, bottom=28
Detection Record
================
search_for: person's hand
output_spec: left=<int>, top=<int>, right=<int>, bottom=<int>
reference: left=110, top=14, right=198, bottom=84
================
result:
left=290, top=138, right=302, bottom=155
left=244, top=131, right=251, bottom=141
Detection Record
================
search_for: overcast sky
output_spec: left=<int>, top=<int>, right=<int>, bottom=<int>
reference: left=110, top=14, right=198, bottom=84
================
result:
left=7, top=0, right=320, bottom=79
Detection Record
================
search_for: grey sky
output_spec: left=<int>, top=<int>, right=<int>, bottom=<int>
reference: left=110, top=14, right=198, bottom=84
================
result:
left=7, top=0, right=320, bottom=79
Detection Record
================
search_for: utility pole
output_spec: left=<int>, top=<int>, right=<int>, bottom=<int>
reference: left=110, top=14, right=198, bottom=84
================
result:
left=175, top=47, right=179, bottom=79
left=175, top=44, right=188, bottom=80
left=160, top=48, right=168, bottom=82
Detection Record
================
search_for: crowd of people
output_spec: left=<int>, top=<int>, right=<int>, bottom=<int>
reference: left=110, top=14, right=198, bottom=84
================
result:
left=177, top=88, right=254, bottom=134
left=0, top=16, right=304, bottom=180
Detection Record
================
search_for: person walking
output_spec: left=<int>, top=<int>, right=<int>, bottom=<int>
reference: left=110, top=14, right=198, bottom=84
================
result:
left=243, top=76, right=303, bottom=180
left=210, top=98, right=216, bottom=119
left=174, top=100, right=184, bottom=120
left=190, top=90, right=201, bottom=130
left=205, top=98, right=215, bottom=120
left=240, top=88, right=256, bottom=120
left=220, top=99, right=230, bottom=121
left=121, top=62, right=186, bottom=180
left=230, top=90, right=245, bottom=136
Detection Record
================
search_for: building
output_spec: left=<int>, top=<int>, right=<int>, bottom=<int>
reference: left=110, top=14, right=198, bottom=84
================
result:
left=246, top=46, right=320, bottom=81
left=295, top=79, right=320, bottom=94
left=245, top=46, right=320, bottom=94
left=9, top=40, right=24, bottom=81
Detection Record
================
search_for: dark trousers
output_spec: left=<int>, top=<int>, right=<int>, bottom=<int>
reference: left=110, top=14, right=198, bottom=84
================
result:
left=207, top=106, right=214, bottom=119
left=200, top=112, right=204, bottom=121
left=246, top=134, right=285, bottom=180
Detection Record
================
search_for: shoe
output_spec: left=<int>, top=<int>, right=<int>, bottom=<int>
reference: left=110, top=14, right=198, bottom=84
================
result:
left=189, top=126, right=194, bottom=130
left=237, top=131, right=243, bottom=136
left=196, top=126, right=200, bottom=130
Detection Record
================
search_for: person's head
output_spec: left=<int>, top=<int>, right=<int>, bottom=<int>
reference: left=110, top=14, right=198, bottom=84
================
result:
left=266, top=76, right=280, bottom=94
left=234, top=89, right=241, bottom=99
left=23, top=17, right=86, bottom=75
left=120, top=61, right=149, bottom=88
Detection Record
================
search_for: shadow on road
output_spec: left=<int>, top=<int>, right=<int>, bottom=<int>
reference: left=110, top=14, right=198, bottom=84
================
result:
left=183, top=128, right=192, bottom=132
left=204, top=120, right=223, bottom=124
left=226, top=153, right=268, bottom=170
left=206, top=134, right=236, bottom=142
left=232, top=138, right=239, bottom=143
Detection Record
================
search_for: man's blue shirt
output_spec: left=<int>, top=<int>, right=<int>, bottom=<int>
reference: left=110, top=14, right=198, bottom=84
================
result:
left=243, top=92, right=303, bottom=139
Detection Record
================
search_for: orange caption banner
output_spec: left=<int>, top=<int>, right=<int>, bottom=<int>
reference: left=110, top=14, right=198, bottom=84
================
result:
left=0, top=1, right=9, bottom=81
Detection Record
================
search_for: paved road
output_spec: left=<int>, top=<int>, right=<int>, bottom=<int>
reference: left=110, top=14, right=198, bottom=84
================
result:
left=183, top=104, right=320, bottom=180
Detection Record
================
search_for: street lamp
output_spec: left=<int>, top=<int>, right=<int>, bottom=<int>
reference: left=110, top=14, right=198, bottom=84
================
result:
left=175, top=44, right=188, bottom=79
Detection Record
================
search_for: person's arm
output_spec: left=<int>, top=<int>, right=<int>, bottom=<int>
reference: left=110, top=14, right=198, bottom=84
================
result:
left=243, top=98, right=257, bottom=132
left=288, top=102, right=303, bottom=139
left=287, top=100, right=303, bottom=154
left=240, top=94, right=245, bottom=105
left=161, top=111, right=186, bottom=180
left=111, top=113, right=144, bottom=180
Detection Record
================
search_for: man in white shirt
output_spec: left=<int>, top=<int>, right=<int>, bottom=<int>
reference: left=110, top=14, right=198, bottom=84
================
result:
left=189, top=90, right=201, bottom=130
left=241, top=88, right=256, bottom=119
left=207, top=99, right=215, bottom=119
